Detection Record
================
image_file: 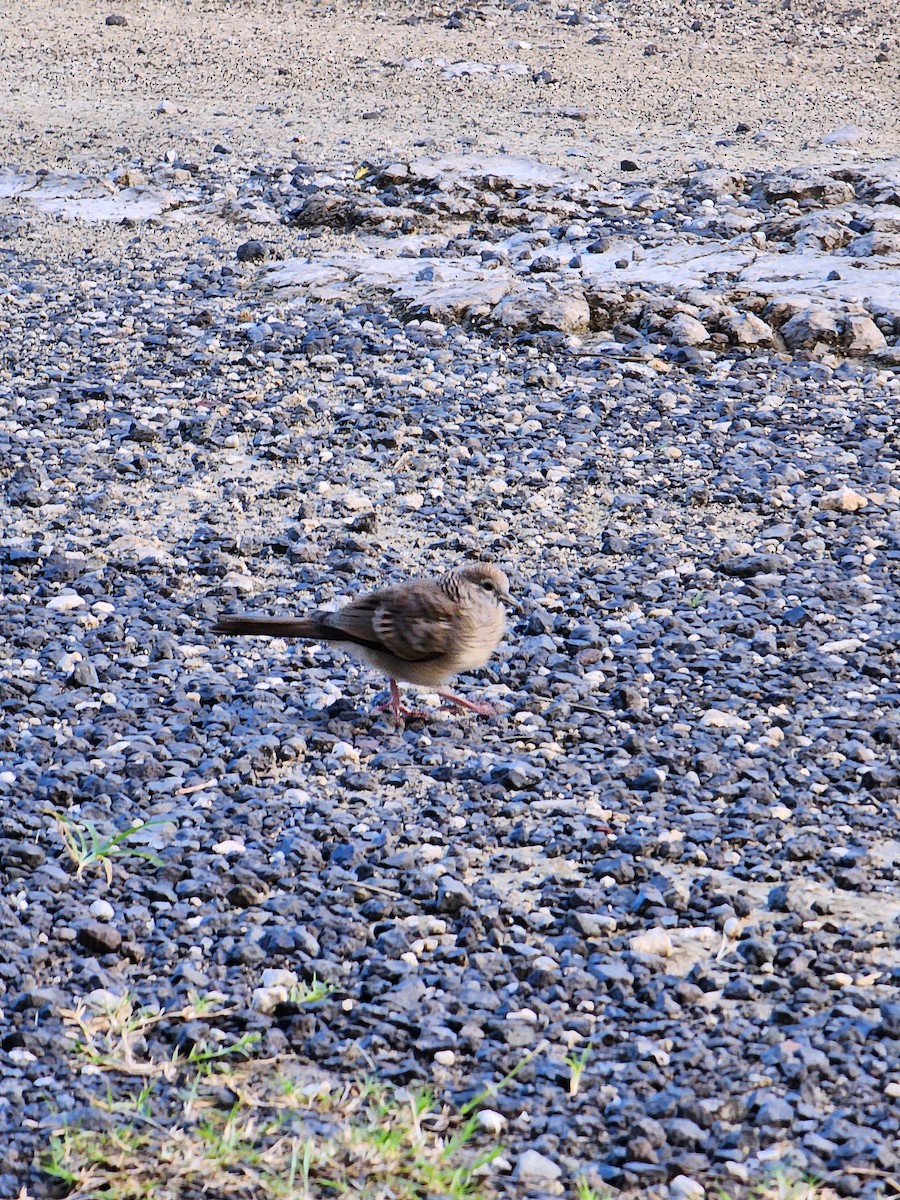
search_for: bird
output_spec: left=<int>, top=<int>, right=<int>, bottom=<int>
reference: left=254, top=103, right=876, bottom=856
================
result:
left=211, top=562, right=520, bottom=720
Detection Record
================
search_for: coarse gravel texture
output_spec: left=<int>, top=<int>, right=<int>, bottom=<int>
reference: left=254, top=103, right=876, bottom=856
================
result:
left=3, top=0, right=900, bottom=180
left=2, top=203, right=900, bottom=1195
left=2, top=0, right=900, bottom=1197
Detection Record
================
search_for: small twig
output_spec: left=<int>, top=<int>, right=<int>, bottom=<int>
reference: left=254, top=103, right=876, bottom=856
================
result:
left=174, top=778, right=220, bottom=796
left=340, top=881, right=400, bottom=898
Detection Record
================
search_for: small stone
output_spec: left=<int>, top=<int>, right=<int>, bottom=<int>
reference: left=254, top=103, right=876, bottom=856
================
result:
left=261, top=969, right=298, bottom=989
left=783, top=605, right=809, bottom=626
left=669, top=314, right=708, bottom=346
left=46, top=593, right=86, bottom=612
left=1, top=842, right=45, bottom=869
left=436, top=877, right=473, bottom=913
left=72, top=660, right=100, bottom=688
left=493, top=758, right=543, bottom=789
left=252, top=986, right=288, bottom=1014
left=819, top=485, right=868, bottom=513
left=700, top=709, right=750, bottom=732
left=76, top=923, right=122, bottom=954
left=757, top=1097, right=794, bottom=1126
left=506, top=1008, right=539, bottom=1024
left=723, top=1162, right=750, bottom=1183
left=492, top=289, right=590, bottom=334
left=843, top=314, right=887, bottom=356
left=105, top=13, right=127, bottom=25
left=721, top=311, right=774, bottom=347
left=8, top=1048, right=37, bottom=1066
left=212, top=839, right=246, bottom=855
left=630, top=929, right=673, bottom=957
left=237, top=240, right=267, bottom=263
left=670, top=1176, right=705, bottom=1200
left=573, top=912, right=617, bottom=936
left=779, top=306, right=840, bottom=351
left=530, top=955, right=558, bottom=975
left=434, top=1049, right=455, bottom=1066
left=879, top=1001, right=900, bottom=1037
left=478, top=1109, right=508, bottom=1135
left=89, top=899, right=115, bottom=922
left=330, top=741, right=359, bottom=763
left=515, top=1149, right=562, bottom=1184
left=112, top=168, right=146, bottom=188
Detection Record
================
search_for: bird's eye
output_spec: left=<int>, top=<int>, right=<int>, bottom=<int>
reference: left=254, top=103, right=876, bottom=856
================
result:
left=480, top=579, right=496, bottom=591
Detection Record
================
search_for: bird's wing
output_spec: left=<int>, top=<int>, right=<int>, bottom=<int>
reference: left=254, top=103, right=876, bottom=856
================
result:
left=325, top=581, right=456, bottom=662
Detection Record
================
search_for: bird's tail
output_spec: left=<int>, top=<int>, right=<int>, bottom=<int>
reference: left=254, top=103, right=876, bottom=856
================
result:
left=211, top=616, right=325, bottom=639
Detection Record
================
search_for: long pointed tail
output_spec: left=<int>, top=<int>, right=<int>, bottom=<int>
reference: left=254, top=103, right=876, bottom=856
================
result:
left=211, top=616, right=324, bottom=639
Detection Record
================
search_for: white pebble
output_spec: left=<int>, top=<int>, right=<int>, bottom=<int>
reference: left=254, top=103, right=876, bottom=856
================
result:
left=819, top=485, right=868, bottom=513
left=506, top=1007, right=539, bottom=1023
left=8, top=1048, right=37, bottom=1066
left=330, top=740, right=359, bottom=763
left=516, top=1149, right=561, bottom=1183
left=45, top=593, right=86, bottom=612
left=671, top=1176, right=705, bottom=1200
left=252, top=986, right=288, bottom=1014
left=477, top=1109, right=508, bottom=1135
left=630, top=929, right=673, bottom=957
left=700, top=708, right=750, bottom=732
left=261, top=969, right=297, bottom=988
left=212, top=838, right=245, bottom=855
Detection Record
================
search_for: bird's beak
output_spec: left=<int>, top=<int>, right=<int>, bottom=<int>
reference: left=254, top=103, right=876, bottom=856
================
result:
left=501, top=592, right=523, bottom=612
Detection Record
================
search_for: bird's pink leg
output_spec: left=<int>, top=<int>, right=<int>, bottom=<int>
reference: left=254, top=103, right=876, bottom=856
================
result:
left=438, top=690, right=497, bottom=716
left=374, top=679, right=431, bottom=721
left=374, top=679, right=404, bottom=718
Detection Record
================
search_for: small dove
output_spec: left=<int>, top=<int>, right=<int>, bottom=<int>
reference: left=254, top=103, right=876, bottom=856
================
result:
left=212, top=562, right=519, bottom=719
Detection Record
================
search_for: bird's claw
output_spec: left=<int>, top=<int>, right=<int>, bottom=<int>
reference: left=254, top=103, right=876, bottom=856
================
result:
left=438, top=691, right=497, bottom=716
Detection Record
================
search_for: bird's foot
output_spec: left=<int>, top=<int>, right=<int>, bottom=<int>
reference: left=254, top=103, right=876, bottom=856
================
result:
left=374, top=680, right=432, bottom=723
left=438, top=690, right=497, bottom=716
left=375, top=700, right=432, bottom=720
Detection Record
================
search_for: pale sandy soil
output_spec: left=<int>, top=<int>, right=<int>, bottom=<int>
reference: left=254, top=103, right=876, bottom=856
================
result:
left=2, top=0, right=898, bottom=183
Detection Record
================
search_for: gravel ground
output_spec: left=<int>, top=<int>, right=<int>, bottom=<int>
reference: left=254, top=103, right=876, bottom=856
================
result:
left=2, top=1, right=900, bottom=1197
left=3, top=0, right=900, bottom=180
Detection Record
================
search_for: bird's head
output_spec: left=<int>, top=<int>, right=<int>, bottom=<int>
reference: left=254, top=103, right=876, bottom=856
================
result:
left=458, top=562, right=521, bottom=610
